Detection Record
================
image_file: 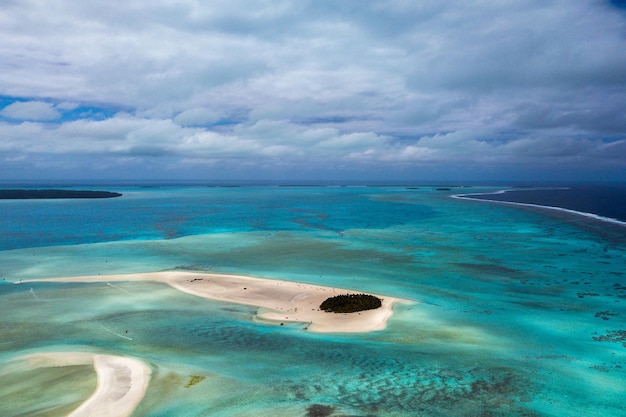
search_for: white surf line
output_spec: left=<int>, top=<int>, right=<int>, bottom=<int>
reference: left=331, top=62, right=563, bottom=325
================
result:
left=106, top=282, right=135, bottom=296
left=99, top=324, right=133, bottom=341
left=452, top=188, right=626, bottom=228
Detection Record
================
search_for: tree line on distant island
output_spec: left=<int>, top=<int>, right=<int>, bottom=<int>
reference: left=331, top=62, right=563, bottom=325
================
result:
left=0, top=190, right=122, bottom=199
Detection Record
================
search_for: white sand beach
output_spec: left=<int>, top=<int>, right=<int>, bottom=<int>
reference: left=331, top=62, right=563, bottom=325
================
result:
left=21, top=352, right=151, bottom=417
left=22, top=271, right=411, bottom=333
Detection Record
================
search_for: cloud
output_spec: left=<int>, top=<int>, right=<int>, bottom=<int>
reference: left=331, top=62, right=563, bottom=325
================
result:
left=0, top=0, right=625, bottom=180
left=174, top=108, right=223, bottom=126
left=56, top=101, right=80, bottom=111
left=2, top=112, right=624, bottom=180
left=0, top=101, right=61, bottom=121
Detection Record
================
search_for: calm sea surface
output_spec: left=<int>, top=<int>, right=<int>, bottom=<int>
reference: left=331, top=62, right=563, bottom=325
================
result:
left=1, top=184, right=625, bottom=416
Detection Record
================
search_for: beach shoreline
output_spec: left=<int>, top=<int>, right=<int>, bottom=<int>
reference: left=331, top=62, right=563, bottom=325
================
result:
left=20, top=351, right=151, bottom=417
left=21, top=271, right=412, bottom=333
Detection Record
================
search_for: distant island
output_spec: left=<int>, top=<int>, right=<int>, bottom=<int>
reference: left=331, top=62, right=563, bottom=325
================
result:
left=0, top=190, right=122, bottom=199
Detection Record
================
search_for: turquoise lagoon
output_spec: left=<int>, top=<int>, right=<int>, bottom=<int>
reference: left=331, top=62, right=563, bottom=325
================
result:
left=0, top=185, right=624, bottom=416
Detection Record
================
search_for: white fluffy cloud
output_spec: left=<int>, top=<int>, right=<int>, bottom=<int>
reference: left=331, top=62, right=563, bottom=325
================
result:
left=0, top=0, right=625, bottom=180
left=174, top=108, right=223, bottom=126
left=1, top=101, right=61, bottom=121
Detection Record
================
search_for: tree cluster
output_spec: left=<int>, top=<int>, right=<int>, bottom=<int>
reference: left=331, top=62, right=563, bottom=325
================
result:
left=319, top=293, right=382, bottom=313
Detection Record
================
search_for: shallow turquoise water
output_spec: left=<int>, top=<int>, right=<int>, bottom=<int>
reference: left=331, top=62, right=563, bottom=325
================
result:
left=1, top=186, right=625, bottom=416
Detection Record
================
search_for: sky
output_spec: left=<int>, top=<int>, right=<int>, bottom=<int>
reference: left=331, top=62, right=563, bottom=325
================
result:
left=1, top=0, right=626, bottom=182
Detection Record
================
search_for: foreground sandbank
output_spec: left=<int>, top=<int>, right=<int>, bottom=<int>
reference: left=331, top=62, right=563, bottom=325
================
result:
left=22, top=271, right=412, bottom=333
left=20, top=352, right=151, bottom=417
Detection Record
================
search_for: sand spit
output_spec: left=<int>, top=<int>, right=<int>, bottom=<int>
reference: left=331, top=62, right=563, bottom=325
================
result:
left=22, top=271, right=411, bottom=333
left=21, top=352, right=151, bottom=417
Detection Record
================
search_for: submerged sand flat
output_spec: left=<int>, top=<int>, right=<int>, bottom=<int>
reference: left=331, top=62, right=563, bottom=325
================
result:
left=20, top=352, right=151, bottom=417
left=22, top=271, right=411, bottom=333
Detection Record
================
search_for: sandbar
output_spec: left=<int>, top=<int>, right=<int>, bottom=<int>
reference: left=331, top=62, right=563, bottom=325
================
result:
left=22, top=271, right=411, bottom=332
left=20, top=351, right=151, bottom=417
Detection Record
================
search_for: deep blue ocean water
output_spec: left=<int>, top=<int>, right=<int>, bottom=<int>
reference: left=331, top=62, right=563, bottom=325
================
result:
left=459, top=184, right=626, bottom=223
left=0, top=183, right=625, bottom=417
